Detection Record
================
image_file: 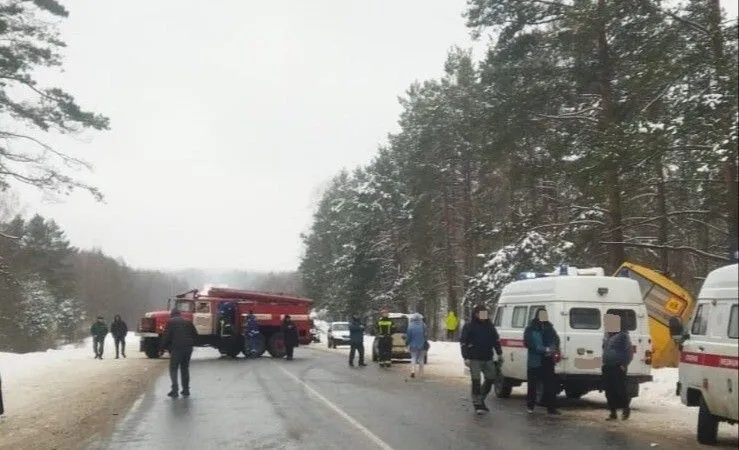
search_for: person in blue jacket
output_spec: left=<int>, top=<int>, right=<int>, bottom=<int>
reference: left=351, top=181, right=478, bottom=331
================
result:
left=405, top=313, right=427, bottom=378
left=524, top=308, right=561, bottom=414
left=243, top=310, right=260, bottom=358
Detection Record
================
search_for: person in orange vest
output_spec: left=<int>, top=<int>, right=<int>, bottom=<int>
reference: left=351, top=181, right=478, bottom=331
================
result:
left=445, top=311, right=459, bottom=341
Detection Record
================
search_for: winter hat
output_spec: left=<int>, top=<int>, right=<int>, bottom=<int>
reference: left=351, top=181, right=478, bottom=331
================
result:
left=410, top=312, right=423, bottom=322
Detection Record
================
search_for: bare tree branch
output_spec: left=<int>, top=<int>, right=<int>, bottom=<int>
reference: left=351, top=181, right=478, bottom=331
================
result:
left=600, top=241, right=731, bottom=262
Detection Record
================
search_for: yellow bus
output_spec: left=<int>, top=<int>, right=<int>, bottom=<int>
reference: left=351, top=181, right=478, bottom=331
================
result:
left=614, top=262, right=695, bottom=368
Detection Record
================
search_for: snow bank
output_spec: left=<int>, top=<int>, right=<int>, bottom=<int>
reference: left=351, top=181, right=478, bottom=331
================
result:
left=0, top=332, right=140, bottom=385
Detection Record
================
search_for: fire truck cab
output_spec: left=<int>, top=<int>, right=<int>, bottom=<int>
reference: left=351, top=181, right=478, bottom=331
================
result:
left=136, top=287, right=314, bottom=359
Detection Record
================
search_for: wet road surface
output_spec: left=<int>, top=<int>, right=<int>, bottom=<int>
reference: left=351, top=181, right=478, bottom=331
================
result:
left=91, top=347, right=704, bottom=450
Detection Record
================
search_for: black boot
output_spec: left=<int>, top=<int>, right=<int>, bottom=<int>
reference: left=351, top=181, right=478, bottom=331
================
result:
left=622, top=407, right=630, bottom=420
left=606, top=409, right=617, bottom=420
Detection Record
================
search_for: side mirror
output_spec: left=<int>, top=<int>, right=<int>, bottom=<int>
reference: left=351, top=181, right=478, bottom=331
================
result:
left=668, top=316, right=687, bottom=343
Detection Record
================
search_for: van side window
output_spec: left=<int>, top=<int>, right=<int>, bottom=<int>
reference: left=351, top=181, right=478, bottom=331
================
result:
left=691, top=304, right=709, bottom=335
left=728, top=305, right=738, bottom=339
left=493, top=306, right=503, bottom=327
left=528, top=305, right=545, bottom=322
left=512, top=306, right=528, bottom=328
left=570, top=308, right=601, bottom=329
left=606, top=309, right=636, bottom=331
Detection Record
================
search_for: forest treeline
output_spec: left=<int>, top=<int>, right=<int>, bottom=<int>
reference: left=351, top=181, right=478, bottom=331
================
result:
left=299, top=0, right=738, bottom=336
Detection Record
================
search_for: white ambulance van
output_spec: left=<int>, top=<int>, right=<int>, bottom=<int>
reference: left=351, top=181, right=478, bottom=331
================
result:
left=492, top=266, right=653, bottom=402
left=671, top=263, right=738, bottom=445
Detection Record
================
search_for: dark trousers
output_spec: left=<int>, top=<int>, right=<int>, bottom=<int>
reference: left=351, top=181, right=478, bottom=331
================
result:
left=349, top=342, right=364, bottom=365
left=114, top=337, right=126, bottom=357
left=93, top=337, right=105, bottom=357
left=0, top=373, right=4, bottom=415
left=378, top=336, right=392, bottom=362
left=169, top=348, right=193, bottom=392
left=446, top=330, right=455, bottom=341
left=527, top=361, right=557, bottom=410
left=285, top=345, right=295, bottom=360
left=602, top=364, right=630, bottom=411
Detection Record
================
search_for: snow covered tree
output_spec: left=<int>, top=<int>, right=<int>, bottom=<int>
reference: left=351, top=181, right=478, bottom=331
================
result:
left=465, top=231, right=574, bottom=306
left=0, top=0, right=109, bottom=199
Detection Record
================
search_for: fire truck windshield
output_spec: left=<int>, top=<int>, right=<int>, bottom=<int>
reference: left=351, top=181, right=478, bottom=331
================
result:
left=175, top=300, right=194, bottom=313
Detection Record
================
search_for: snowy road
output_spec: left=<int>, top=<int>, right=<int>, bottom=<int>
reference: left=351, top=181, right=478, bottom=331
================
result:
left=90, top=347, right=716, bottom=450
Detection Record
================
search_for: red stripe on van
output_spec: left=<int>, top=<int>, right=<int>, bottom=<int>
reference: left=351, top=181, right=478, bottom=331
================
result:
left=501, top=338, right=526, bottom=348
left=680, top=352, right=739, bottom=369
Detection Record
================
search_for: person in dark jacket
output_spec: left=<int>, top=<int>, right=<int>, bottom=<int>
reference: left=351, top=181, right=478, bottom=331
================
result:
left=90, top=316, right=108, bottom=359
left=602, top=314, right=634, bottom=420
left=348, top=315, right=366, bottom=367
left=281, top=315, right=299, bottom=360
left=110, top=314, right=128, bottom=359
left=160, top=309, right=198, bottom=397
left=524, top=308, right=561, bottom=414
left=0, top=371, right=4, bottom=417
left=460, top=304, right=503, bottom=414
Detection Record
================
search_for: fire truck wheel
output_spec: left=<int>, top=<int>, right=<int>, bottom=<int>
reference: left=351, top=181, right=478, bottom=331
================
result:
left=143, top=338, right=161, bottom=359
left=267, top=333, right=287, bottom=358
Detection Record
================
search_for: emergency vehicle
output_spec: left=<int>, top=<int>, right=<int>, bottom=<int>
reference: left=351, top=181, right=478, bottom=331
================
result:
left=136, top=287, right=314, bottom=359
left=492, top=266, right=653, bottom=402
left=671, top=263, right=738, bottom=445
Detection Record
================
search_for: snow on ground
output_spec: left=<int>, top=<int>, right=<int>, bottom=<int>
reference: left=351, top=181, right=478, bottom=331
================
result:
left=0, top=332, right=166, bottom=450
left=0, top=332, right=141, bottom=386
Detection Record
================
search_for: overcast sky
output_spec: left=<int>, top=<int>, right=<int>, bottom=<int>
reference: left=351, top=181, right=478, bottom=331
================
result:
left=12, top=0, right=739, bottom=273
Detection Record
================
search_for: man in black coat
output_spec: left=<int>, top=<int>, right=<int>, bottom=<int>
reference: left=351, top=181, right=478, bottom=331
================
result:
left=160, top=309, right=198, bottom=398
left=110, top=314, right=128, bottom=359
left=281, top=315, right=299, bottom=360
left=460, top=304, right=503, bottom=414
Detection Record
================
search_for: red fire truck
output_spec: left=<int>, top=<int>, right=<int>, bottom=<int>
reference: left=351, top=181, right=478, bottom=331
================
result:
left=135, top=287, right=314, bottom=359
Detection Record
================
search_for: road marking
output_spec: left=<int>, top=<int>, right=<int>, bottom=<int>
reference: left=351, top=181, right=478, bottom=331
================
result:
left=276, top=364, right=395, bottom=450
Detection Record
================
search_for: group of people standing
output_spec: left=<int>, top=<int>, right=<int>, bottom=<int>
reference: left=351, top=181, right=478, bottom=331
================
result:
left=89, top=314, right=129, bottom=359
left=346, top=308, right=429, bottom=377
left=459, top=304, right=633, bottom=418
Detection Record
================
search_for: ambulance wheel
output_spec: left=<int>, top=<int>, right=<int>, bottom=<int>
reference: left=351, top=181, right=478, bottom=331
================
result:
left=565, top=387, right=585, bottom=399
left=267, top=333, right=287, bottom=358
left=494, top=377, right=513, bottom=398
left=697, top=397, right=719, bottom=444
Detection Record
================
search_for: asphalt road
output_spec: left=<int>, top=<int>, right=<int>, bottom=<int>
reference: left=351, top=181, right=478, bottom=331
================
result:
left=90, top=346, right=706, bottom=450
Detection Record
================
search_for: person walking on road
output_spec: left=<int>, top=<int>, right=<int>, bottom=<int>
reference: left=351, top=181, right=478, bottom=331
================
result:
left=160, top=309, right=198, bottom=398
left=460, top=304, right=503, bottom=414
left=445, top=311, right=459, bottom=341
left=348, top=315, right=366, bottom=367
left=524, top=308, right=561, bottom=415
left=376, top=308, right=393, bottom=368
left=405, top=312, right=427, bottom=378
left=110, top=314, right=128, bottom=359
left=244, top=310, right=260, bottom=358
left=602, top=313, right=633, bottom=421
left=90, top=316, right=108, bottom=359
left=281, top=315, right=299, bottom=360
